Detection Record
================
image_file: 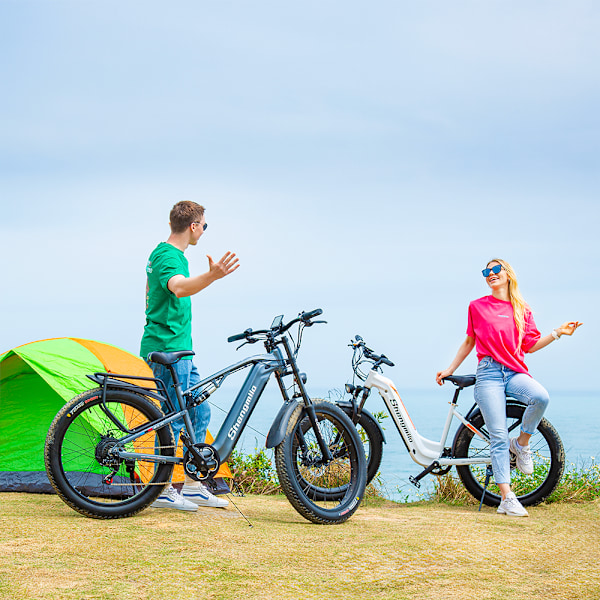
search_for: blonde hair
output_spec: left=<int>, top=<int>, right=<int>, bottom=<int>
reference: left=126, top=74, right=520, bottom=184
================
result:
left=487, top=258, right=528, bottom=350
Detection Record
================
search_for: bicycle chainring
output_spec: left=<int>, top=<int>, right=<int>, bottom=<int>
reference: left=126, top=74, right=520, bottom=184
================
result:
left=431, top=465, right=452, bottom=476
left=183, top=443, right=221, bottom=482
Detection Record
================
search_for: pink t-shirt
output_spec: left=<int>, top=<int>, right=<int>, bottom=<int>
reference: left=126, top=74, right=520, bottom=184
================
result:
left=466, top=295, right=541, bottom=375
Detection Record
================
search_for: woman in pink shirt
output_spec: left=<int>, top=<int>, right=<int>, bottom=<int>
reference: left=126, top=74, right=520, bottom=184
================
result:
left=436, top=258, right=581, bottom=517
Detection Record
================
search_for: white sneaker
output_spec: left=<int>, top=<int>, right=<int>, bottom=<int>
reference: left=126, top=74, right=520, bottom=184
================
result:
left=497, top=492, right=529, bottom=517
left=510, top=437, right=534, bottom=475
left=182, top=482, right=229, bottom=508
left=151, top=485, right=198, bottom=512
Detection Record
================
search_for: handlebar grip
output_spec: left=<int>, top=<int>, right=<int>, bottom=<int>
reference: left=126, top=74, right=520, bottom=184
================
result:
left=227, top=328, right=252, bottom=343
left=381, top=355, right=395, bottom=367
left=302, top=308, right=323, bottom=320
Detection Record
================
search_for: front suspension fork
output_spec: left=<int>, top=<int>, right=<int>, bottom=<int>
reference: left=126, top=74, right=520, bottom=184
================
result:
left=278, top=336, right=333, bottom=463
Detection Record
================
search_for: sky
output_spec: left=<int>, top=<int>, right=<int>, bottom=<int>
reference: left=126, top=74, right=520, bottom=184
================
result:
left=1, top=1, right=598, bottom=396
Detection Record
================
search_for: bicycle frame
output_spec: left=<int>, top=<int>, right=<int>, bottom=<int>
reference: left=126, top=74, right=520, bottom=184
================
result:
left=364, top=369, right=491, bottom=468
left=106, top=334, right=328, bottom=470
left=105, top=353, right=279, bottom=465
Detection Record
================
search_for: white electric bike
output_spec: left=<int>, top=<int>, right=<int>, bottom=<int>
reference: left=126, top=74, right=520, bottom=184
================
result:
left=334, top=336, right=565, bottom=508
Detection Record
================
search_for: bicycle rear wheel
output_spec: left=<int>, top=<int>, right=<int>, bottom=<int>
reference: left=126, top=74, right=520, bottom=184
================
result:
left=301, top=406, right=384, bottom=502
left=453, top=403, right=565, bottom=507
left=275, top=400, right=366, bottom=524
left=338, top=408, right=384, bottom=487
left=45, top=388, right=175, bottom=519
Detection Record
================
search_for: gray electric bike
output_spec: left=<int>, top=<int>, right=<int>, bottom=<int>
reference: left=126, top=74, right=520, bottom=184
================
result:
left=44, top=310, right=367, bottom=525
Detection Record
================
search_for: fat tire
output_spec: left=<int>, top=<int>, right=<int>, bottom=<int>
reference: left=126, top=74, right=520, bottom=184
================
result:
left=453, top=403, right=565, bottom=507
left=275, top=400, right=366, bottom=524
left=45, top=388, right=175, bottom=519
left=305, top=407, right=384, bottom=501
left=339, top=408, right=384, bottom=486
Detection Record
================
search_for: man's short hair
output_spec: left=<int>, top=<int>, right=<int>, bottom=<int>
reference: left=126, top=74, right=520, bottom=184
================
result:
left=169, top=201, right=205, bottom=234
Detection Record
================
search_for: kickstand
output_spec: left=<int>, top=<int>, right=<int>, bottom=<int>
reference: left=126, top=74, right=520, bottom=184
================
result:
left=478, top=465, right=493, bottom=512
left=226, top=493, right=253, bottom=528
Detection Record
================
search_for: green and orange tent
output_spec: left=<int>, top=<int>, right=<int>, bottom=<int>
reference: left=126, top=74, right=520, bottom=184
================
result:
left=0, top=338, right=231, bottom=493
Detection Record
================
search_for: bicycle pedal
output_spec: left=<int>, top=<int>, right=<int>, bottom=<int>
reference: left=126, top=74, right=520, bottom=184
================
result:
left=408, top=476, right=421, bottom=489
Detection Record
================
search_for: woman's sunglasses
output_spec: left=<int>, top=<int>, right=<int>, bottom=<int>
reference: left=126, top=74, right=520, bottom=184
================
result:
left=482, top=264, right=502, bottom=278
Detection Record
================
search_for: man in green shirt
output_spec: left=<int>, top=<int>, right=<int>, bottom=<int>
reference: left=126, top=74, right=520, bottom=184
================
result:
left=141, top=201, right=239, bottom=511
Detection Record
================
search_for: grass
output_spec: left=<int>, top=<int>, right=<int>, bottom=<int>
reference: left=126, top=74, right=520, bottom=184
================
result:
left=432, top=459, right=600, bottom=506
left=1, top=491, right=599, bottom=600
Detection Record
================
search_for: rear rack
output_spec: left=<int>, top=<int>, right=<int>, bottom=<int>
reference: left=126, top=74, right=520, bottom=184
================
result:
left=87, top=372, right=173, bottom=434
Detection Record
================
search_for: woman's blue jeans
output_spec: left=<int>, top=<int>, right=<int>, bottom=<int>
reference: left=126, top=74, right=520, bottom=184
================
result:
left=146, top=359, right=211, bottom=448
left=474, top=357, right=550, bottom=485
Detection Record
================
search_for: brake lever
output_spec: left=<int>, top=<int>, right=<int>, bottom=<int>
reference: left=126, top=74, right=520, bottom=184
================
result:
left=304, top=319, right=327, bottom=327
left=235, top=337, right=259, bottom=351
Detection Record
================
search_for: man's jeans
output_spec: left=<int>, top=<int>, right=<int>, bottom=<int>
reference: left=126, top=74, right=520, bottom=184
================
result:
left=474, top=356, right=550, bottom=485
left=146, top=359, right=211, bottom=448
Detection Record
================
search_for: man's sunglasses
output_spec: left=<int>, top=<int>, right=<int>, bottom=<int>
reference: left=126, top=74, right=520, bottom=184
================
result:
left=482, top=264, right=502, bottom=278
left=193, top=221, right=208, bottom=231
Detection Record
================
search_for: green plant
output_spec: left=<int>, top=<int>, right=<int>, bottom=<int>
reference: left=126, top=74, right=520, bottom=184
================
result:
left=547, top=459, right=600, bottom=503
left=228, top=448, right=281, bottom=495
left=429, top=459, right=600, bottom=506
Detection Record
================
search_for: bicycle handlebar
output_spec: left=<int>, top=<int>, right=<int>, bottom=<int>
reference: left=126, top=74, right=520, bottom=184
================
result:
left=227, top=309, right=324, bottom=344
left=351, top=334, right=395, bottom=367
left=227, top=329, right=253, bottom=343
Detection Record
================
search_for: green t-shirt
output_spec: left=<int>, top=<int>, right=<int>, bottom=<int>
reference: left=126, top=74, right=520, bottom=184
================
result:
left=140, top=242, right=193, bottom=358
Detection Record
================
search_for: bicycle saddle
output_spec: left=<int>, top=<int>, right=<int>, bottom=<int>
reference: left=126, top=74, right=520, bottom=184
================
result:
left=147, top=350, right=195, bottom=365
left=443, top=375, right=476, bottom=389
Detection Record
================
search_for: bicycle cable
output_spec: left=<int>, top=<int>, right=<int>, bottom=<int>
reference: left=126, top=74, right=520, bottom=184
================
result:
left=207, top=399, right=268, bottom=440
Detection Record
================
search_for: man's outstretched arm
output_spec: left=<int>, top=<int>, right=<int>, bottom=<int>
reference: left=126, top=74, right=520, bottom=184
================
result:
left=168, top=252, right=239, bottom=298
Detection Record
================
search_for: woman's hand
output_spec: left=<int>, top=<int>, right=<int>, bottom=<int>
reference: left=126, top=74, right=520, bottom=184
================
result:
left=436, top=336, right=475, bottom=385
left=556, top=321, right=583, bottom=337
left=436, top=368, right=454, bottom=386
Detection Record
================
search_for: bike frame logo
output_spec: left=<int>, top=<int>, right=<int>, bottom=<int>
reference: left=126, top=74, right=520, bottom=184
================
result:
left=385, top=388, right=414, bottom=443
left=227, top=385, right=257, bottom=440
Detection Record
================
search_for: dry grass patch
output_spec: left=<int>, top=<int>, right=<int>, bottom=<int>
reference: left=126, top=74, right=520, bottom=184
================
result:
left=1, top=493, right=598, bottom=600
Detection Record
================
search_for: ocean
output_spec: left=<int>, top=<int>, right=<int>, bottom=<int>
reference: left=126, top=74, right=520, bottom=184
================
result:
left=208, top=384, right=599, bottom=502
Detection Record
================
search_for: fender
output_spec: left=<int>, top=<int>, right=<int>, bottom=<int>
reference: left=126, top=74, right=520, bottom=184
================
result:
left=335, top=401, right=386, bottom=444
left=453, top=398, right=526, bottom=456
left=265, top=400, right=302, bottom=449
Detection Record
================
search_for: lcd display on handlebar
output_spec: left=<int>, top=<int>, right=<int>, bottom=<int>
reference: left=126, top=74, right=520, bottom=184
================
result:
left=271, top=315, right=284, bottom=329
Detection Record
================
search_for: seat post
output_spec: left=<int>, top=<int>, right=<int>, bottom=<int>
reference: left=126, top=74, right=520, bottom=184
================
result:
left=451, top=387, right=461, bottom=405
left=167, top=362, right=185, bottom=412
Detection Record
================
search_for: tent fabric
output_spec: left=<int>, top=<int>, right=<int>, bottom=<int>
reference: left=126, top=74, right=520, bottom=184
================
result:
left=0, top=338, right=231, bottom=494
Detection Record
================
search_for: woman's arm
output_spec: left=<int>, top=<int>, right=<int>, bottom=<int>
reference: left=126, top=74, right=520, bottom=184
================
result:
left=527, top=321, right=583, bottom=353
left=436, top=335, right=476, bottom=385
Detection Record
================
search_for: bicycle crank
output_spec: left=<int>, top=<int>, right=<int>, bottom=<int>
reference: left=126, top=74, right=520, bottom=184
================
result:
left=183, top=442, right=221, bottom=481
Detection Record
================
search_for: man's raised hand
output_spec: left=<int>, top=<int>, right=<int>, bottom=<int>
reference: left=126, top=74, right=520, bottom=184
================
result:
left=207, top=252, right=240, bottom=280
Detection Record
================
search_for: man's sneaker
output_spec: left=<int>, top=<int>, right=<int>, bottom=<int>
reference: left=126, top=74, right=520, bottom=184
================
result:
left=151, top=485, right=198, bottom=512
left=509, top=437, right=534, bottom=475
left=182, top=482, right=229, bottom=508
left=497, top=492, right=529, bottom=517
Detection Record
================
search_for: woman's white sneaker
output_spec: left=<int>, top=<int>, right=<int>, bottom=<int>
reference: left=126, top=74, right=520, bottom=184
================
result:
left=151, top=485, right=198, bottom=511
left=509, top=437, right=534, bottom=475
left=182, top=483, right=229, bottom=508
left=497, top=492, right=529, bottom=517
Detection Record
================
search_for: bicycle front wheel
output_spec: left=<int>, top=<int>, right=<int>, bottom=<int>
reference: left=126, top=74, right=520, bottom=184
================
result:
left=45, top=388, right=175, bottom=519
left=453, top=403, right=565, bottom=507
left=275, top=400, right=366, bottom=524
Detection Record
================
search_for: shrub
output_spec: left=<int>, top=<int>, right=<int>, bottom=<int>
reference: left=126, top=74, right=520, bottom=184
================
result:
left=429, top=459, right=600, bottom=506
left=228, top=449, right=281, bottom=495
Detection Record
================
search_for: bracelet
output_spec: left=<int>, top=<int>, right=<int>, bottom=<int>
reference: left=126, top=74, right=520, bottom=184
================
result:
left=551, top=330, right=560, bottom=341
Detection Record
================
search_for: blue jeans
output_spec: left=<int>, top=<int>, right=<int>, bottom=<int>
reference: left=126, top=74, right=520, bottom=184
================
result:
left=146, top=359, right=211, bottom=448
left=474, top=357, right=550, bottom=485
